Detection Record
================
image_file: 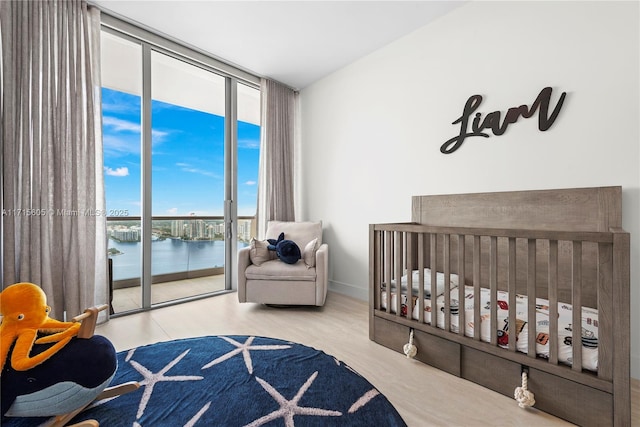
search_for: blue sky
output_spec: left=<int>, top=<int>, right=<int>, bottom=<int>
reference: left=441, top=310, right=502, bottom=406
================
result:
left=102, top=88, right=260, bottom=217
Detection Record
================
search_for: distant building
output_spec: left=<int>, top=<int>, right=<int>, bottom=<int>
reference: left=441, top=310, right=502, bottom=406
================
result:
left=110, top=227, right=140, bottom=242
left=171, top=220, right=185, bottom=237
left=238, top=220, right=251, bottom=241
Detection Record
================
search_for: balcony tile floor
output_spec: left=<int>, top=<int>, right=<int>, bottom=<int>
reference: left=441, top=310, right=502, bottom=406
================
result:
left=112, top=275, right=226, bottom=313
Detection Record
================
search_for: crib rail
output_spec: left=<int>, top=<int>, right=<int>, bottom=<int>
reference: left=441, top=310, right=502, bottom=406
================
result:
left=369, top=222, right=627, bottom=384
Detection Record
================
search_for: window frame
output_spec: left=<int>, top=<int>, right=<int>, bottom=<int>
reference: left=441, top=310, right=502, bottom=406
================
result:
left=101, top=13, right=260, bottom=313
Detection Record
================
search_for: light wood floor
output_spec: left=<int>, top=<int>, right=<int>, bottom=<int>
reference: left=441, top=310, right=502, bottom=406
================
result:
left=97, top=291, right=639, bottom=426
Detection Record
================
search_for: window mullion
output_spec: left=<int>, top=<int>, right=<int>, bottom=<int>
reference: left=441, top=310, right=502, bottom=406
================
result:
left=141, top=43, right=152, bottom=309
left=225, top=77, right=238, bottom=291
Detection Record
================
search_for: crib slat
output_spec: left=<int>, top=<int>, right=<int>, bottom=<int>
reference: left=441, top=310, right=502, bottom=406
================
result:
left=395, top=231, right=403, bottom=317
left=527, top=239, right=537, bottom=359
left=490, top=236, right=498, bottom=346
left=597, top=242, right=613, bottom=381
left=458, top=235, right=466, bottom=337
left=508, top=237, right=517, bottom=352
left=370, top=228, right=379, bottom=340
left=571, top=241, right=583, bottom=372
left=418, top=233, right=425, bottom=324
left=406, top=232, right=414, bottom=321
left=473, top=235, right=481, bottom=341
left=385, top=231, right=393, bottom=314
left=548, top=240, right=559, bottom=365
left=373, top=229, right=381, bottom=311
left=444, top=234, right=451, bottom=332
left=430, top=234, right=438, bottom=329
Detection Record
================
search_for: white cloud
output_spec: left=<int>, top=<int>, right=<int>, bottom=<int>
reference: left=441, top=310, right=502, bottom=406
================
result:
left=102, top=101, right=139, bottom=116
left=103, top=115, right=170, bottom=143
left=238, top=138, right=260, bottom=149
left=103, top=134, right=140, bottom=157
left=103, top=116, right=141, bottom=133
left=104, top=166, right=130, bottom=177
left=245, top=180, right=257, bottom=186
left=167, top=208, right=179, bottom=215
left=152, top=129, right=170, bottom=142
left=176, top=162, right=219, bottom=178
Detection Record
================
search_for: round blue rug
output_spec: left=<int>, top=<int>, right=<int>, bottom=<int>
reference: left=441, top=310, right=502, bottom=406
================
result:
left=8, top=335, right=407, bottom=426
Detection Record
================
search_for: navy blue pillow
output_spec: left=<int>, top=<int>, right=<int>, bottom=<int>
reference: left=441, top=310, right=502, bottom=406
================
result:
left=267, top=232, right=301, bottom=264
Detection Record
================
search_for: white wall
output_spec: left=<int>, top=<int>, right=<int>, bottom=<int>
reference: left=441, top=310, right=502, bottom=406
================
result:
left=299, top=1, right=640, bottom=378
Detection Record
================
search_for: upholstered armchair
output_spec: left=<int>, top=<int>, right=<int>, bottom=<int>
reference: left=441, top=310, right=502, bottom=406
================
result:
left=237, top=221, right=328, bottom=306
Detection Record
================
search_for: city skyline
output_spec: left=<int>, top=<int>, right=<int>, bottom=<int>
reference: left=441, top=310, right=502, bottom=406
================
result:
left=102, top=87, right=260, bottom=217
left=107, top=218, right=253, bottom=242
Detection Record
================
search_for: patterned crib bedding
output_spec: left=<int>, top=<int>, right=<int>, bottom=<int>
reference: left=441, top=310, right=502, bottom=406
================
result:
left=380, top=270, right=599, bottom=371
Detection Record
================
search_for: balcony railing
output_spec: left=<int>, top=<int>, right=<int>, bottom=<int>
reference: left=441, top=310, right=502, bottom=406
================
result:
left=107, top=215, right=255, bottom=290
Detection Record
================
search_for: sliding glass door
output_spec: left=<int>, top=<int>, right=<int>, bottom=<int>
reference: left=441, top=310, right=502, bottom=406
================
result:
left=149, top=50, right=227, bottom=305
left=101, top=25, right=260, bottom=314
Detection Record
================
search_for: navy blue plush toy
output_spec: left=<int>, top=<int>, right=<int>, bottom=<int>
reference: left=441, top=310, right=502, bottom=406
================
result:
left=1, top=335, right=117, bottom=421
left=267, top=232, right=301, bottom=264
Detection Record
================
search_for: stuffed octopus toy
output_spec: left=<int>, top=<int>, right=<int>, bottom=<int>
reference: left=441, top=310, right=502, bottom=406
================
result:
left=0, top=282, right=117, bottom=421
left=0, top=282, right=81, bottom=373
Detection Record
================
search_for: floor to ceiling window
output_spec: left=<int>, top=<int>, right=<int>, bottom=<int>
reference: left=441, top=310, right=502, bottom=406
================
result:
left=100, top=17, right=260, bottom=314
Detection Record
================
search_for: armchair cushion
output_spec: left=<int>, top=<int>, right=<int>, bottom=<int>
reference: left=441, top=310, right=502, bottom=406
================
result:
left=265, top=221, right=322, bottom=250
left=302, top=238, right=318, bottom=268
left=245, top=260, right=316, bottom=281
left=249, top=238, right=275, bottom=266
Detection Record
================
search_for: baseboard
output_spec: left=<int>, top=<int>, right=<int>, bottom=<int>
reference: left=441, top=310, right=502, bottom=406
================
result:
left=328, top=280, right=368, bottom=301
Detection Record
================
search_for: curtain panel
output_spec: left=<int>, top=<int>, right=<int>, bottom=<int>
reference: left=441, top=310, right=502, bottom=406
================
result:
left=0, top=0, right=107, bottom=319
left=257, top=78, right=298, bottom=237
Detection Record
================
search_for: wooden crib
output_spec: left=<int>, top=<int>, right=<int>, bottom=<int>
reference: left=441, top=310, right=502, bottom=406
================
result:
left=369, top=187, right=630, bottom=426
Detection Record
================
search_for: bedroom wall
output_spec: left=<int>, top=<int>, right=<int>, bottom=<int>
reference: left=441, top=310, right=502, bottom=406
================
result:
left=298, top=1, right=640, bottom=378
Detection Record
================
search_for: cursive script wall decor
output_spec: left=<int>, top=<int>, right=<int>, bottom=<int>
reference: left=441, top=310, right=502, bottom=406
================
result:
left=440, top=86, right=567, bottom=154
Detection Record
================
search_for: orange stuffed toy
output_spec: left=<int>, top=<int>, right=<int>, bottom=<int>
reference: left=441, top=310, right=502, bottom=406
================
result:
left=0, top=282, right=81, bottom=373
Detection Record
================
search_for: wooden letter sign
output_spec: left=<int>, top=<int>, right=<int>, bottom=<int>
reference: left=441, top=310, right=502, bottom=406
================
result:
left=441, top=87, right=567, bottom=154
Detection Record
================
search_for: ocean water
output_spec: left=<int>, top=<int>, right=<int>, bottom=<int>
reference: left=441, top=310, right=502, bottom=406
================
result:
left=109, top=238, right=248, bottom=280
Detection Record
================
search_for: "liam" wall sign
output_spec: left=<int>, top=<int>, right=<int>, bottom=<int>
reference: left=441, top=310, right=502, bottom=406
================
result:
left=440, top=86, right=567, bottom=154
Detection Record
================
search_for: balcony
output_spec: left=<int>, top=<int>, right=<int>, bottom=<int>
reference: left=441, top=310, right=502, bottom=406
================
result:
left=108, top=215, right=255, bottom=313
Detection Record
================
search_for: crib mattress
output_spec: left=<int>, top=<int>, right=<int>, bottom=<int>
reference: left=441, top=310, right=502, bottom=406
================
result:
left=380, top=285, right=598, bottom=371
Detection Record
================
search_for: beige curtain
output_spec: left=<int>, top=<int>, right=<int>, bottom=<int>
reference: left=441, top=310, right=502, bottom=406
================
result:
left=0, top=0, right=107, bottom=320
left=257, top=78, right=298, bottom=237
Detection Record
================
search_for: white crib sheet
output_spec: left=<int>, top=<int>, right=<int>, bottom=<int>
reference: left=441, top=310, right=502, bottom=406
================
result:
left=380, top=285, right=598, bottom=371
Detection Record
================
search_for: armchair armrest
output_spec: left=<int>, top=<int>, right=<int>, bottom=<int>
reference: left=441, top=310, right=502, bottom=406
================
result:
left=237, top=246, right=252, bottom=301
left=315, top=243, right=329, bottom=306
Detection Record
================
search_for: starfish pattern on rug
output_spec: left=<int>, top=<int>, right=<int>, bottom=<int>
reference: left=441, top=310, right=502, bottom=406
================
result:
left=184, top=401, right=212, bottom=427
left=348, top=388, right=380, bottom=413
left=245, top=371, right=342, bottom=427
left=129, top=348, right=204, bottom=419
left=46, top=337, right=405, bottom=427
left=201, top=336, right=292, bottom=374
